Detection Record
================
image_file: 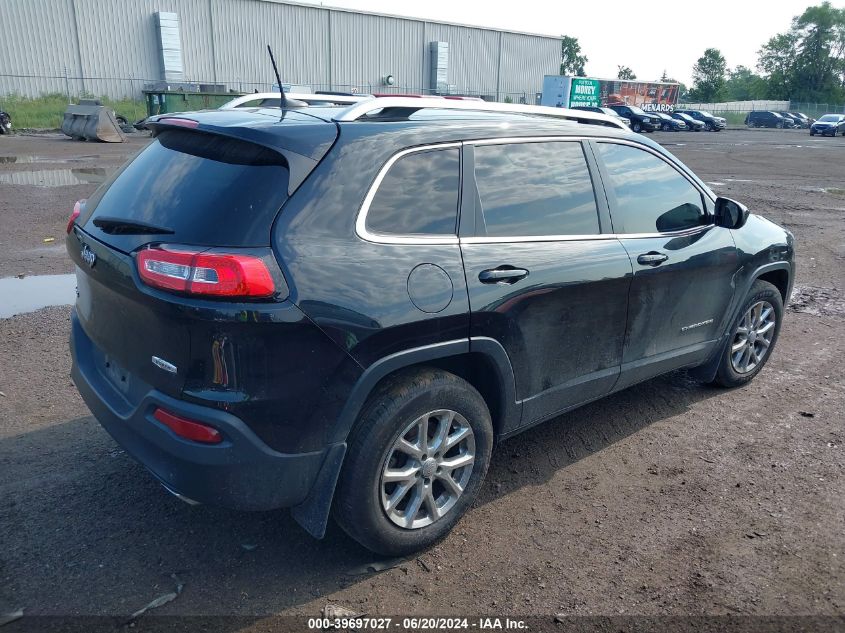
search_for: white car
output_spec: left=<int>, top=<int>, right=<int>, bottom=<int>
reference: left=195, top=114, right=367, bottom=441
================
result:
left=219, top=92, right=369, bottom=109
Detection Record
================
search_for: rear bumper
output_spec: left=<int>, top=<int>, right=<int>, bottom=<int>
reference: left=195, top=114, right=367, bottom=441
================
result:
left=70, top=309, right=330, bottom=510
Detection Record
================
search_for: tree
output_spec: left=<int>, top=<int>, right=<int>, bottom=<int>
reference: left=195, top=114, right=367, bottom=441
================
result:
left=758, top=33, right=800, bottom=99
left=617, top=65, right=636, bottom=80
left=689, top=48, right=727, bottom=102
left=757, top=2, right=845, bottom=102
left=559, top=35, right=588, bottom=76
left=724, top=65, right=767, bottom=100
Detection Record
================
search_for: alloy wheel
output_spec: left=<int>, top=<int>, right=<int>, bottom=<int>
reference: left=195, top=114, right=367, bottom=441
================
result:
left=380, top=409, right=476, bottom=529
left=730, top=301, right=776, bottom=374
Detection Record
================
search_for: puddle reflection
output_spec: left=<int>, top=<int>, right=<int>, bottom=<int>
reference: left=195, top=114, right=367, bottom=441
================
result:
left=0, top=274, right=76, bottom=318
left=0, top=168, right=108, bottom=187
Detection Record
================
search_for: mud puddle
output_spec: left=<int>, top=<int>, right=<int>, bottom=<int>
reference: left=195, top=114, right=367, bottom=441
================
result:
left=788, top=285, right=845, bottom=318
left=0, top=274, right=76, bottom=318
left=0, top=168, right=108, bottom=187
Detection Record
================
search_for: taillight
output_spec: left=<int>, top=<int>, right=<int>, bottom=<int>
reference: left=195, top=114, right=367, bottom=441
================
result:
left=136, top=246, right=275, bottom=298
left=153, top=408, right=222, bottom=444
left=66, top=199, right=85, bottom=233
left=157, top=117, right=199, bottom=128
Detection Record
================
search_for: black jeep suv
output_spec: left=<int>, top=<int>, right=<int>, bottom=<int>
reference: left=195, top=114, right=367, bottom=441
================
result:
left=607, top=104, right=661, bottom=133
left=746, top=111, right=790, bottom=128
left=67, top=98, right=794, bottom=555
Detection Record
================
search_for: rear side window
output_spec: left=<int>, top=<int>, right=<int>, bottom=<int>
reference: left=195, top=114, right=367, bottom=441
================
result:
left=82, top=129, right=289, bottom=251
left=366, top=148, right=460, bottom=236
left=597, top=143, right=706, bottom=234
left=474, top=142, right=599, bottom=237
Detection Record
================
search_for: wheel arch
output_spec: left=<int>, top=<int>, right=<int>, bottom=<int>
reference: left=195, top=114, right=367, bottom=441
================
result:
left=291, top=338, right=520, bottom=539
left=331, top=337, right=519, bottom=445
left=690, top=261, right=793, bottom=383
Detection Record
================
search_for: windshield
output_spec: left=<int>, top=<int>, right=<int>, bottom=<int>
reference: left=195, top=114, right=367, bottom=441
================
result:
left=819, top=114, right=842, bottom=122
left=698, top=111, right=714, bottom=117
left=600, top=108, right=618, bottom=116
left=627, top=106, right=646, bottom=115
left=677, top=113, right=693, bottom=121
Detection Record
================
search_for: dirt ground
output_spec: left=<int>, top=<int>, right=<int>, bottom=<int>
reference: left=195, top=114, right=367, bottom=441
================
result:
left=0, top=129, right=843, bottom=629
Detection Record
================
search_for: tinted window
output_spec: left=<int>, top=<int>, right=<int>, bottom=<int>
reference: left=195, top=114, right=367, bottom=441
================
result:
left=366, top=149, right=459, bottom=235
left=597, top=143, right=707, bottom=234
left=474, top=142, right=599, bottom=237
left=82, top=129, right=289, bottom=251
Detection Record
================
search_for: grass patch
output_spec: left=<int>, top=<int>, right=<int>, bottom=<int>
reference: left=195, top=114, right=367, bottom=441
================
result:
left=0, top=92, right=147, bottom=129
left=826, top=188, right=845, bottom=197
left=712, top=111, right=748, bottom=126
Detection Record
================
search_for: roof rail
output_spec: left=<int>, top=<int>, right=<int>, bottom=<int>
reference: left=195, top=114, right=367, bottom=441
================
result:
left=219, top=92, right=370, bottom=109
left=332, top=96, right=628, bottom=130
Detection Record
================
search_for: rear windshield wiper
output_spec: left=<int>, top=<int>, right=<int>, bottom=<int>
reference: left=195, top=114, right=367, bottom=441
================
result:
left=93, top=216, right=175, bottom=235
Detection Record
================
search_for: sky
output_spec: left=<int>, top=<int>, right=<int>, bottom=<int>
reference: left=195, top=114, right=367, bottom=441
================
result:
left=299, top=0, right=844, bottom=85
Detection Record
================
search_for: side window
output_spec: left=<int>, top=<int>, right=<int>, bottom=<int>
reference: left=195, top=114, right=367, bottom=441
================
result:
left=366, top=148, right=460, bottom=236
left=597, top=143, right=707, bottom=234
left=473, top=142, right=600, bottom=237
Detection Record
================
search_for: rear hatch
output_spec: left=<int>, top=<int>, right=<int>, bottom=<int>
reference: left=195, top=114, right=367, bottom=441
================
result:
left=69, top=117, right=336, bottom=398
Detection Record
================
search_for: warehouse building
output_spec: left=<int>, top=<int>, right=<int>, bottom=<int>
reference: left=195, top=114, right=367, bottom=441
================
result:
left=0, top=0, right=562, bottom=103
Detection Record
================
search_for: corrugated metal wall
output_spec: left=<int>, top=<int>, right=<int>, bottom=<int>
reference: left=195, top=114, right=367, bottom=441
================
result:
left=0, top=0, right=560, bottom=100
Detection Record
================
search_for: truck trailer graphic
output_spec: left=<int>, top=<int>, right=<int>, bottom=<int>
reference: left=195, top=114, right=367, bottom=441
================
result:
left=541, top=76, right=680, bottom=112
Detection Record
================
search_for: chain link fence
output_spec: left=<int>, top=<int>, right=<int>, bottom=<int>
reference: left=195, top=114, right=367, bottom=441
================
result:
left=678, top=99, right=845, bottom=125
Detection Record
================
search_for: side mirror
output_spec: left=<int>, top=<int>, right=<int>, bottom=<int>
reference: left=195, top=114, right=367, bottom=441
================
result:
left=714, top=197, right=749, bottom=229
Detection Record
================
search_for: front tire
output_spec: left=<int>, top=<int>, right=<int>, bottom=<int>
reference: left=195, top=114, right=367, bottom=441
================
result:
left=632, top=121, right=642, bottom=133
left=705, top=122, right=713, bottom=131
left=333, top=368, right=494, bottom=556
left=711, top=280, right=783, bottom=388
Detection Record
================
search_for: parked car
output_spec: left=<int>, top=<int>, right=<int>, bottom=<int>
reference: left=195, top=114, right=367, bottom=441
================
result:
left=789, top=112, right=814, bottom=127
left=675, top=109, right=727, bottom=131
left=809, top=113, right=845, bottom=136
left=607, top=104, right=661, bottom=133
left=571, top=105, right=631, bottom=128
left=778, top=112, right=807, bottom=128
left=66, top=96, right=794, bottom=555
left=745, top=111, right=790, bottom=128
left=0, top=110, right=10, bottom=134
left=651, top=111, right=687, bottom=131
left=671, top=112, right=705, bottom=131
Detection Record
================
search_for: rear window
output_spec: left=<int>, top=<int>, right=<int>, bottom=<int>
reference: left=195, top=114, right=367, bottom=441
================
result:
left=81, top=129, right=289, bottom=251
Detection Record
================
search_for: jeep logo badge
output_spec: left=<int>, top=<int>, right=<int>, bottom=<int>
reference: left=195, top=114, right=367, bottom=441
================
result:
left=81, top=244, right=96, bottom=268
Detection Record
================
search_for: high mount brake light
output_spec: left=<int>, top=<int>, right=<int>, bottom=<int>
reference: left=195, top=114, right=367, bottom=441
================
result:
left=136, top=246, right=275, bottom=298
left=67, top=200, right=85, bottom=234
left=157, top=117, right=199, bottom=128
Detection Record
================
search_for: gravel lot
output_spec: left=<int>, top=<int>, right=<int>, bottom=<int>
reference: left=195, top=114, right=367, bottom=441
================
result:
left=0, top=129, right=843, bottom=627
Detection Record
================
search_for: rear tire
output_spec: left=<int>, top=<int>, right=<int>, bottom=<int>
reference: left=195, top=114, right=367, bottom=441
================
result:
left=333, top=368, right=493, bottom=556
left=711, top=280, right=783, bottom=388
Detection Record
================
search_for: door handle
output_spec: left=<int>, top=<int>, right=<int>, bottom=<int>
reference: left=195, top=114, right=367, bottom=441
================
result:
left=478, top=267, right=529, bottom=284
left=637, top=252, right=669, bottom=267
